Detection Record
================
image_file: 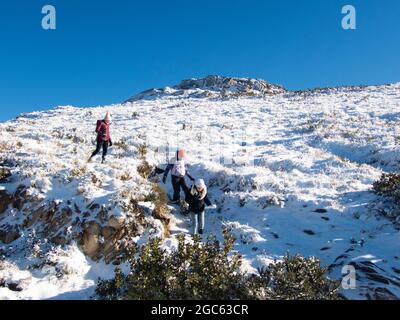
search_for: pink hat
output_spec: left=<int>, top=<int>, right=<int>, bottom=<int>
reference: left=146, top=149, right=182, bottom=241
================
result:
left=104, top=112, right=111, bottom=122
left=177, top=149, right=186, bottom=159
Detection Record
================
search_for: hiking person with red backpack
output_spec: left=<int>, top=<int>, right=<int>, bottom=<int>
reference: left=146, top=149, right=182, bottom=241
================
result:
left=89, top=112, right=113, bottom=164
left=162, top=149, right=195, bottom=203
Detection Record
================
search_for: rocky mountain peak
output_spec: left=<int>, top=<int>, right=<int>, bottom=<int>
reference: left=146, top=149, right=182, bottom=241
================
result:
left=125, top=75, right=286, bottom=102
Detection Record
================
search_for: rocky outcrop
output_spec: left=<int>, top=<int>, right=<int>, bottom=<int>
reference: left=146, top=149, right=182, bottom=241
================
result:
left=0, top=184, right=151, bottom=264
left=81, top=221, right=102, bottom=260
left=125, top=75, right=286, bottom=101
left=176, top=76, right=286, bottom=95
left=79, top=216, right=134, bottom=263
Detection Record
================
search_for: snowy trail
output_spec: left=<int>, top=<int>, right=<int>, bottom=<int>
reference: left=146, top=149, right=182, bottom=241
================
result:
left=1, top=83, right=400, bottom=299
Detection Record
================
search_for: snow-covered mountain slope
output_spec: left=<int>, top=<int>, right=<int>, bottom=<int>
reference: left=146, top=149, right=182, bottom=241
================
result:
left=1, top=80, right=400, bottom=300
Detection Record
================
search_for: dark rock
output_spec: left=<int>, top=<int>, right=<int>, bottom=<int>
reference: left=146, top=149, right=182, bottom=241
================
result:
left=350, top=261, right=400, bottom=290
left=6, top=282, right=24, bottom=292
left=88, top=202, right=100, bottom=211
left=271, top=232, right=279, bottom=239
left=61, top=207, right=73, bottom=219
left=303, top=229, right=316, bottom=235
left=392, top=267, right=400, bottom=274
left=334, top=254, right=349, bottom=263
left=13, top=185, right=26, bottom=198
left=82, top=211, right=91, bottom=218
left=52, top=235, right=67, bottom=246
left=74, top=203, right=81, bottom=214
left=365, top=273, right=391, bottom=285
left=13, top=198, right=24, bottom=210
left=368, top=287, right=398, bottom=300
left=0, top=190, right=13, bottom=214
left=96, top=207, right=108, bottom=224
left=314, top=208, right=328, bottom=213
left=0, top=225, right=20, bottom=244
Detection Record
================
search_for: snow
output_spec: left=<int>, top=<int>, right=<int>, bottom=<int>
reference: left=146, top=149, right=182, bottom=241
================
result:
left=0, top=243, right=118, bottom=300
left=1, top=82, right=400, bottom=299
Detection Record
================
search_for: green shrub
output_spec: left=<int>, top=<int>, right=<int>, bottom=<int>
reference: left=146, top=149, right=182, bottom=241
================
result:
left=96, top=231, right=341, bottom=300
left=0, top=167, right=11, bottom=182
left=97, top=230, right=246, bottom=300
left=96, top=267, right=125, bottom=300
left=373, top=173, right=400, bottom=203
left=246, top=254, right=341, bottom=300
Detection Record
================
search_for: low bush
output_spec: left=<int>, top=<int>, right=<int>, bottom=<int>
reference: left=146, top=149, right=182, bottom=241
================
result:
left=373, top=173, right=400, bottom=204
left=114, top=140, right=129, bottom=152
left=137, top=143, right=148, bottom=159
left=246, top=254, right=341, bottom=300
left=137, top=160, right=153, bottom=179
left=119, top=171, right=132, bottom=181
left=0, top=167, right=11, bottom=182
left=70, top=166, right=86, bottom=178
left=96, top=230, right=341, bottom=300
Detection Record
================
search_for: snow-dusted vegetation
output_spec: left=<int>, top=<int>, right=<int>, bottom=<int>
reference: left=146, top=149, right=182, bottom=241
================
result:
left=1, top=76, right=400, bottom=300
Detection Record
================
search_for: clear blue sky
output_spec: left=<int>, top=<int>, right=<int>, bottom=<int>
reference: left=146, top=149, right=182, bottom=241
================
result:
left=0, top=0, right=399, bottom=121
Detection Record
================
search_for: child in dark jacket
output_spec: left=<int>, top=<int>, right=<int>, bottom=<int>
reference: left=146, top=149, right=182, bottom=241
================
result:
left=181, top=179, right=213, bottom=235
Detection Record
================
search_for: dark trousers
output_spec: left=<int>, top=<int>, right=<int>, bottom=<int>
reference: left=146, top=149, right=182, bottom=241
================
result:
left=171, top=175, right=188, bottom=201
left=91, top=140, right=109, bottom=160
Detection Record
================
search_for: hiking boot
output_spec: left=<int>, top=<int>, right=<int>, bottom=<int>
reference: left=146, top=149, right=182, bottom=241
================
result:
left=101, top=158, right=106, bottom=164
left=198, top=229, right=204, bottom=235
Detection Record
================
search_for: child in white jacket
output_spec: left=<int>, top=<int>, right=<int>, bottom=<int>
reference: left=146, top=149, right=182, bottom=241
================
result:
left=162, top=149, right=195, bottom=203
